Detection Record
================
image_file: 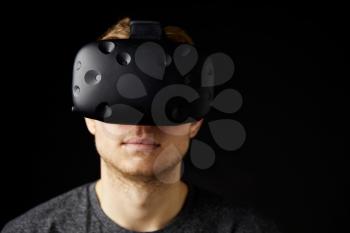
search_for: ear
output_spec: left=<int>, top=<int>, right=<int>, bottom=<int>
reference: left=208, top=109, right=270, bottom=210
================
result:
left=189, top=118, right=204, bottom=138
left=84, top=118, right=96, bottom=135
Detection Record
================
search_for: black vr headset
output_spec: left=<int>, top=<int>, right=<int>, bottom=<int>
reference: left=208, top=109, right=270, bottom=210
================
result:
left=72, top=20, right=215, bottom=126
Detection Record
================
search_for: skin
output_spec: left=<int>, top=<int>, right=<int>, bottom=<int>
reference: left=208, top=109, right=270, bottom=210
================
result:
left=84, top=117, right=203, bottom=232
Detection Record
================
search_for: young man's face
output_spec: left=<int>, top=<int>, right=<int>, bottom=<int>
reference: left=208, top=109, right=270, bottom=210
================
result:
left=85, top=118, right=203, bottom=180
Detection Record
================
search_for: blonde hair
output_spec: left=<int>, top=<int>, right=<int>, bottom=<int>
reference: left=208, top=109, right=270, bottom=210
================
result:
left=98, top=17, right=193, bottom=44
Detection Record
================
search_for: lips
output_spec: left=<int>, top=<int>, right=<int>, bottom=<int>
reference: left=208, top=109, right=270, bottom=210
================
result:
left=122, top=137, right=160, bottom=146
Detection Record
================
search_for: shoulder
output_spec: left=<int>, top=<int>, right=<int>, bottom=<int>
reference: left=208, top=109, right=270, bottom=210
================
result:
left=1, top=181, right=93, bottom=233
left=191, top=184, right=281, bottom=233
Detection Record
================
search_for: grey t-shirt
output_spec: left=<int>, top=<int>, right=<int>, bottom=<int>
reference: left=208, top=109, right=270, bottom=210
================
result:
left=1, top=180, right=281, bottom=233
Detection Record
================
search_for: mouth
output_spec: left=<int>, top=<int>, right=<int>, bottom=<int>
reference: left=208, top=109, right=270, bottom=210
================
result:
left=121, top=137, right=160, bottom=152
left=122, top=143, right=159, bottom=150
left=122, top=137, right=160, bottom=146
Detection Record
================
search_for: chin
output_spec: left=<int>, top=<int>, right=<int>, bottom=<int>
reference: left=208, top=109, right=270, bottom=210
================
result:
left=119, top=167, right=158, bottom=179
left=117, top=160, right=157, bottom=176
left=119, top=160, right=176, bottom=178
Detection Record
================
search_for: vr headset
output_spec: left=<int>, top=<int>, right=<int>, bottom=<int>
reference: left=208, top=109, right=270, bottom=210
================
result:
left=72, top=20, right=215, bottom=126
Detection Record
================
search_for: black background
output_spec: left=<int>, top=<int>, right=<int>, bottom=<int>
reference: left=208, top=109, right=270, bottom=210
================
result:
left=1, top=4, right=347, bottom=233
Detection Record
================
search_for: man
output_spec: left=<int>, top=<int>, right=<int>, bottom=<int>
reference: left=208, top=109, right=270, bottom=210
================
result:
left=2, top=17, right=281, bottom=233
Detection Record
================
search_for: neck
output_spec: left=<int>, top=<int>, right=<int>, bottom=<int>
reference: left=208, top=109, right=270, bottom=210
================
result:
left=95, top=159, right=188, bottom=232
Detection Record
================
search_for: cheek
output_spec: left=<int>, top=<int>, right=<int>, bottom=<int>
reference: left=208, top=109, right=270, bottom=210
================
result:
left=157, top=124, right=191, bottom=153
left=157, top=124, right=190, bottom=137
left=94, top=130, right=111, bottom=156
left=94, top=127, right=122, bottom=159
left=161, top=134, right=191, bottom=157
left=98, top=123, right=128, bottom=140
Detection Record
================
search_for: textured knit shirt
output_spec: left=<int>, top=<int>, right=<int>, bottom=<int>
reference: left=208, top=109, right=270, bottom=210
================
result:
left=1, top=179, right=281, bottom=233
